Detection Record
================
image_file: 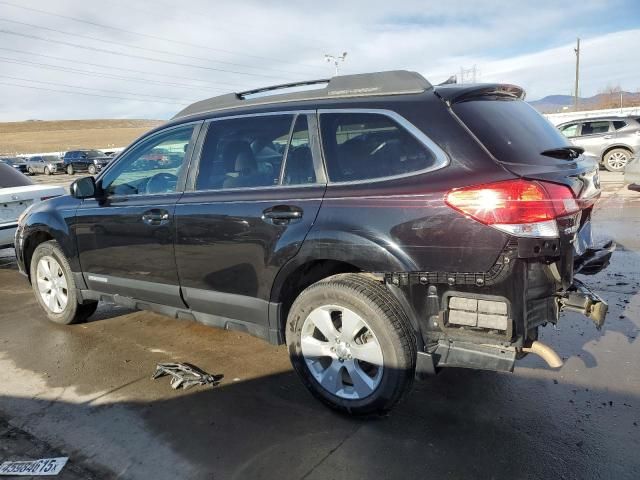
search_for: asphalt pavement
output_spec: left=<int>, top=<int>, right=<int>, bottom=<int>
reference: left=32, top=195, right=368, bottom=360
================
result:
left=0, top=171, right=638, bottom=479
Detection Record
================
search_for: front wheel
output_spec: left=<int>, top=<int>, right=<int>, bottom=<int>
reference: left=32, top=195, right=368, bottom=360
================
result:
left=88, top=164, right=97, bottom=175
left=28, top=167, right=34, bottom=175
left=44, top=166, right=51, bottom=175
left=30, top=240, right=98, bottom=325
left=286, top=273, right=416, bottom=416
left=66, top=164, right=74, bottom=175
left=603, top=148, right=631, bottom=172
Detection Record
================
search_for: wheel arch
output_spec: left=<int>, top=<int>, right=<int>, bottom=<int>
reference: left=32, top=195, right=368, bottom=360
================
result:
left=601, top=144, right=633, bottom=161
left=270, top=232, right=421, bottom=343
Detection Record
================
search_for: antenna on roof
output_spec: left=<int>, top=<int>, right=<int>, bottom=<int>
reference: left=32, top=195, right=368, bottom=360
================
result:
left=324, top=52, right=347, bottom=75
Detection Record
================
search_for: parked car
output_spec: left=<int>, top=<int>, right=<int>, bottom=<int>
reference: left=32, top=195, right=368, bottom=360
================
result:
left=27, top=155, right=63, bottom=175
left=0, top=163, right=65, bottom=248
left=15, top=71, right=613, bottom=415
left=624, top=156, right=640, bottom=191
left=0, top=156, right=28, bottom=174
left=63, top=150, right=111, bottom=175
left=557, top=116, right=640, bottom=172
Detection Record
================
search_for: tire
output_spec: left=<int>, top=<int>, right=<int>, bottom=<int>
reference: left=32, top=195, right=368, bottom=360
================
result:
left=29, top=240, right=98, bottom=325
left=28, top=167, right=34, bottom=175
left=286, top=273, right=416, bottom=416
left=44, top=166, right=51, bottom=175
left=603, top=148, right=631, bottom=172
left=66, top=164, right=74, bottom=175
left=88, top=164, right=96, bottom=175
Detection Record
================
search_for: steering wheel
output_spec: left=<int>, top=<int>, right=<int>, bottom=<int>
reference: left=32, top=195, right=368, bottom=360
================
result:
left=146, top=172, right=177, bottom=194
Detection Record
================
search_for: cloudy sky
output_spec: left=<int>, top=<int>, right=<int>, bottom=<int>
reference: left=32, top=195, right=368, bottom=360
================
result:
left=0, top=0, right=639, bottom=121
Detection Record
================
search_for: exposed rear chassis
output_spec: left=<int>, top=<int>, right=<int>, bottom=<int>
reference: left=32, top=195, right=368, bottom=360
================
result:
left=382, top=239, right=615, bottom=378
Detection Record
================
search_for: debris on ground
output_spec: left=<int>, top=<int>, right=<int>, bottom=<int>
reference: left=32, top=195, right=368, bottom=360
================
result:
left=152, top=362, right=223, bottom=390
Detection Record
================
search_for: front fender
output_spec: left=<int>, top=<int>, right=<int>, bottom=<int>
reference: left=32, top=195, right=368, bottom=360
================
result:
left=20, top=195, right=81, bottom=275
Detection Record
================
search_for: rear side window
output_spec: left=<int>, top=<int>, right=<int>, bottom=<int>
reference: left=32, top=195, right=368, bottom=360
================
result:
left=196, top=115, right=294, bottom=190
left=581, top=121, right=610, bottom=135
left=320, top=112, right=436, bottom=182
left=613, top=120, right=627, bottom=130
left=453, top=99, right=574, bottom=165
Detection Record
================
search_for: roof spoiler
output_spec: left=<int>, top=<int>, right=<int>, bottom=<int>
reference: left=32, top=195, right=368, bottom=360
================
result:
left=435, top=84, right=525, bottom=104
left=172, top=70, right=432, bottom=120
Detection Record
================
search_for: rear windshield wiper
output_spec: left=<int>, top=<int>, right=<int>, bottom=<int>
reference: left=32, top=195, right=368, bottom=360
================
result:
left=540, top=146, right=584, bottom=160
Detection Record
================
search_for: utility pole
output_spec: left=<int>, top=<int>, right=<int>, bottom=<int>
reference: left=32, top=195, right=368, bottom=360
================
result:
left=324, top=52, right=347, bottom=75
left=574, top=38, right=580, bottom=111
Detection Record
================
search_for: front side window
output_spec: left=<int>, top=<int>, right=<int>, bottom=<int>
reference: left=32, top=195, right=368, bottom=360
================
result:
left=320, top=112, right=436, bottom=182
left=101, top=124, right=195, bottom=196
left=196, top=115, right=294, bottom=190
left=559, top=123, right=579, bottom=138
left=282, top=115, right=316, bottom=185
left=581, top=121, right=610, bottom=136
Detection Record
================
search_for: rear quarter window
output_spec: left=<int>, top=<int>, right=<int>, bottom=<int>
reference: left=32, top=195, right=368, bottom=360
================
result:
left=452, top=99, right=574, bottom=165
left=319, top=112, right=437, bottom=182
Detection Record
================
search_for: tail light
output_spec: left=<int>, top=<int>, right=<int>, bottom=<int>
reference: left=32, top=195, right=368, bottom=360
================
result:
left=445, top=179, right=580, bottom=238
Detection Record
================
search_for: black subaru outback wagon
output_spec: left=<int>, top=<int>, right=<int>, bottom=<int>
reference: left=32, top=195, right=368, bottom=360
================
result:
left=15, top=71, right=613, bottom=415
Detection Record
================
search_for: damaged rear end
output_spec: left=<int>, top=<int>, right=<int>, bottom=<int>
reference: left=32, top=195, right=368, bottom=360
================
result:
left=407, top=85, right=614, bottom=375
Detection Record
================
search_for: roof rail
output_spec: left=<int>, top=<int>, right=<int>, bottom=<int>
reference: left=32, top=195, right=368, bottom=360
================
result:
left=172, top=70, right=432, bottom=120
left=237, top=79, right=330, bottom=99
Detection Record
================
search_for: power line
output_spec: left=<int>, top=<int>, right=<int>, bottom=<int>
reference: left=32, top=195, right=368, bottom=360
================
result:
left=0, top=0, right=324, bottom=72
left=0, top=56, right=222, bottom=92
left=0, top=29, right=292, bottom=80
left=121, top=0, right=333, bottom=53
left=0, top=74, right=198, bottom=102
left=0, top=80, right=187, bottom=105
left=0, top=47, right=256, bottom=89
left=0, top=17, right=313, bottom=77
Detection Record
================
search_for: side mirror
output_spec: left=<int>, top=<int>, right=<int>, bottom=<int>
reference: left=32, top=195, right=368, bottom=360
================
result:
left=70, top=176, right=98, bottom=199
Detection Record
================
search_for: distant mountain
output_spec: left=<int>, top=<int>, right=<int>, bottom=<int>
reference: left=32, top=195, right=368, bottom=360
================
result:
left=529, top=91, right=640, bottom=113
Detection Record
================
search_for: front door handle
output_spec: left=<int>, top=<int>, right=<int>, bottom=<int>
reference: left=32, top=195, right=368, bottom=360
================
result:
left=262, top=205, right=303, bottom=225
left=142, top=209, right=170, bottom=226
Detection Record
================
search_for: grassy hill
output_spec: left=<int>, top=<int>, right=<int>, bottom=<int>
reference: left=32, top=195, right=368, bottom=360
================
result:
left=0, top=119, right=165, bottom=155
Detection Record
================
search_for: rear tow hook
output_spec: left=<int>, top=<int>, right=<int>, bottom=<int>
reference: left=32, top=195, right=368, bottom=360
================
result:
left=557, top=279, right=608, bottom=330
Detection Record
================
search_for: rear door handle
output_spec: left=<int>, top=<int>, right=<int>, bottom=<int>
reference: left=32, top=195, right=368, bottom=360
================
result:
left=603, top=135, right=613, bottom=139
left=142, top=209, right=170, bottom=226
left=262, top=205, right=303, bottom=225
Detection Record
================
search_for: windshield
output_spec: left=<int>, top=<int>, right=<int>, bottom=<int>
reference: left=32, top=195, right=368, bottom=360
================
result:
left=42, top=156, right=61, bottom=162
left=0, top=163, right=34, bottom=188
left=453, top=98, right=573, bottom=164
left=86, top=150, right=104, bottom=158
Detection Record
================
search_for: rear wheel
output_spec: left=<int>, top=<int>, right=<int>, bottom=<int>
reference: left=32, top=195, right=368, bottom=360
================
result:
left=286, top=273, right=416, bottom=416
left=30, top=240, right=98, bottom=325
left=66, top=164, right=74, bottom=175
left=603, top=148, right=631, bottom=172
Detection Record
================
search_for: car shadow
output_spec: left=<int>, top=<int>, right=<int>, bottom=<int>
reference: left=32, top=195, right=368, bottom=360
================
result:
left=1, top=367, right=639, bottom=480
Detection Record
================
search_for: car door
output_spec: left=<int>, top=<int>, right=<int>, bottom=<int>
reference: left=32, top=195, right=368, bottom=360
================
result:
left=573, top=120, right=612, bottom=158
left=174, top=112, right=326, bottom=335
left=30, top=157, right=41, bottom=173
left=75, top=122, right=201, bottom=307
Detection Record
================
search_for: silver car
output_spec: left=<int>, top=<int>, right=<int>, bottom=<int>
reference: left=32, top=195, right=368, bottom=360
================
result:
left=557, top=116, right=640, bottom=172
left=26, top=155, right=63, bottom=175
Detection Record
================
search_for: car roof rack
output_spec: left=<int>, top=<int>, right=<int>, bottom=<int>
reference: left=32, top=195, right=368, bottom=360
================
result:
left=172, top=70, right=432, bottom=120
